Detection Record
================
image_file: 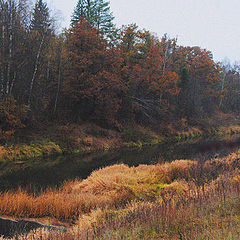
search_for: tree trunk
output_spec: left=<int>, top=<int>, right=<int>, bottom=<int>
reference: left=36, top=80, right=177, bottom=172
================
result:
left=219, top=72, right=227, bottom=108
left=9, top=70, right=16, bottom=95
left=28, top=35, right=44, bottom=107
left=53, top=57, right=61, bottom=115
left=6, top=0, right=13, bottom=95
left=0, top=20, right=5, bottom=99
left=162, top=41, right=169, bottom=75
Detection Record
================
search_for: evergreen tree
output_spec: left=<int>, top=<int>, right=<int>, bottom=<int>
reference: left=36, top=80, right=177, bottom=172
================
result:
left=71, top=0, right=115, bottom=38
left=92, top=0, right=114, bottom=33
left=71, top=0, right=90, bottom=25
left=30, top=0, right=51, bottom=35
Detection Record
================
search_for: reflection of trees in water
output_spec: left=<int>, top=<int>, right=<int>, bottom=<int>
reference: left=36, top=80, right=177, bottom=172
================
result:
left=1, top=137, right=239, bottom=192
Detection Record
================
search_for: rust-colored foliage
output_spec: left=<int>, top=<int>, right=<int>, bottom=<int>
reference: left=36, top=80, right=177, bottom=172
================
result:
left=0, top=96, right=28, bottom=141
left=64, top=18, right=124, bottom=123
left=131, top=45, right=179, bottom=99
left=175, top=46, right=221, bottom=115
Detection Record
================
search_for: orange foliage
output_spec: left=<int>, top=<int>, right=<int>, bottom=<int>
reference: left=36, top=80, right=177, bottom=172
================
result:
left=177, top=46, right=221, bottom=96
left=130, top=44, right=179, bottom=109
left=64, top=18, right=124, bottom=123
left=0, top=96, right=28, bottom=141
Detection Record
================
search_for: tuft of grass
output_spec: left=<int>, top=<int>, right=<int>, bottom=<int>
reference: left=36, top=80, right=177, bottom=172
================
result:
left=9, top=183, right=240, bottom=240
left=0, top=140, right=62, bottom=162
left=121, top=126, right=162, bottom=147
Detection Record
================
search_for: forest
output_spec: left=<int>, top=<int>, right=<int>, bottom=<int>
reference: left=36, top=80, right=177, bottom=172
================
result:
left=1, top=0, right=240, bottom=145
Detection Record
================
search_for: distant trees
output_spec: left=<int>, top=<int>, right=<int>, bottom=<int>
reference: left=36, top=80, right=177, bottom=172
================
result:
left=63, top=20, right=223, bottom=125
left=218, top=61, right=240, bottom=112
left=116, top=25, right=180, bottom=123
left=0, top=0, right=239, bottom=136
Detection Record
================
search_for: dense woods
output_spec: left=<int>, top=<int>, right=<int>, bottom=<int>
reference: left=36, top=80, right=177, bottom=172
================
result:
left=0, top=0, right=239, bottom=141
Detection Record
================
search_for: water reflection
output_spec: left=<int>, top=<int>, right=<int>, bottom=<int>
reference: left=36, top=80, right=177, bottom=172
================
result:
left=0, top=136, right=239, bottom=192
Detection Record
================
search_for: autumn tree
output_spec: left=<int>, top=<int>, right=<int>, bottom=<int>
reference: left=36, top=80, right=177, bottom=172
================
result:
left=118, top=25, right=179, bottom=123
left=117, top=24, right=148, bottom=121
left=175, top=46, right=221, bottom=117
left=0, top=0, right=230, bottom=131
left=64, top=18, right=123, bottom=126
left=0, top=96, right=28, bottom=142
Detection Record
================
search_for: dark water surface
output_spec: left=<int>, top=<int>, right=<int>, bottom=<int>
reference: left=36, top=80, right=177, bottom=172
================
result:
left=0, top=136, right=239, bottom=192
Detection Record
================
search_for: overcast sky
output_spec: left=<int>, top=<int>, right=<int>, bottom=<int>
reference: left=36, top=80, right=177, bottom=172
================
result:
left=46, top=0, right=240, bottom=62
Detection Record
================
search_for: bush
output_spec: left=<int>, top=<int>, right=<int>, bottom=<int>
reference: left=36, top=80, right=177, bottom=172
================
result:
left=121, top=126, right=158, bottom=144
left=0, top=96, right=28, bottom=142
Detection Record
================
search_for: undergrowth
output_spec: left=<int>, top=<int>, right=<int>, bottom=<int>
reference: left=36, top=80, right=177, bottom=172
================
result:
left=1, top=117, right=240, bottom=162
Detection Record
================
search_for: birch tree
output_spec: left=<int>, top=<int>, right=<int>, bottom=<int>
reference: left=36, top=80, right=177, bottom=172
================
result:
left=28, top=0, right=52, bottom=109
left=0, top=0, right=29, bottom=99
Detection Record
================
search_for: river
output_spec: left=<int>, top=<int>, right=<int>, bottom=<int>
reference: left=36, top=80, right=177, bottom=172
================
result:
left=0, top=135, right=239, bottom=192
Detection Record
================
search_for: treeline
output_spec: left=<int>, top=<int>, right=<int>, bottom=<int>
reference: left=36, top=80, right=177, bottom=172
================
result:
left=0, top=0, right=239, bottom=140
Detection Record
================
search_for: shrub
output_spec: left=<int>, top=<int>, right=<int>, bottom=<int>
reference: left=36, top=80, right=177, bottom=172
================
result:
left=121, top=126, right=158, bottom=144
left=0, top=96, right=28, bottom=142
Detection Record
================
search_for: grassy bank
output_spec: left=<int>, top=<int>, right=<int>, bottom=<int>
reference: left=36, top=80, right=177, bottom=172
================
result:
left=2, top=112, right=240, bottom=162
left=0, top=140, right=62, bottom=162
left=1, top=149, right=240, bottom=239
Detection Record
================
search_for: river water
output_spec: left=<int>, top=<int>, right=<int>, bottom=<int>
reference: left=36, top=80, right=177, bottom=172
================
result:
left=0, top=136, right=239, bottom=192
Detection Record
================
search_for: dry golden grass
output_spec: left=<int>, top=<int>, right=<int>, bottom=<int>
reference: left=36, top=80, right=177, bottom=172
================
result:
left=1, top=151, right=239, bottom=221
left=7, top=171, right=240, bottom=240
left=1, top=150, right=240, bottom=239
left=0, top=160, right=199, bottom=220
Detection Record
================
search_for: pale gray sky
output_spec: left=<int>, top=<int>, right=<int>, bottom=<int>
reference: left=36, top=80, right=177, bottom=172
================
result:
left=47, top=0, right=240, bottom=62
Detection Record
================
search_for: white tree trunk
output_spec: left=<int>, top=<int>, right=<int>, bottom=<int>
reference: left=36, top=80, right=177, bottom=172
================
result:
left=28, top=35, right=44, bottom=107
left=162, top=41, right=169, bottom=75
left=6, top=0, right=13, bottom=95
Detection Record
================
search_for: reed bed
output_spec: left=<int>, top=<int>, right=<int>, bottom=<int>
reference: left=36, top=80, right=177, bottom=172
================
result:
left=1, top=150, right=240, bottom=239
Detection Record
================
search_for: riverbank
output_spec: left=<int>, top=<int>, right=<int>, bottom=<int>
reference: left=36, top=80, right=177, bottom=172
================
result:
left=1, top=149, right=239, bottom=239
left=1, top=112, right=240, bottom=162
